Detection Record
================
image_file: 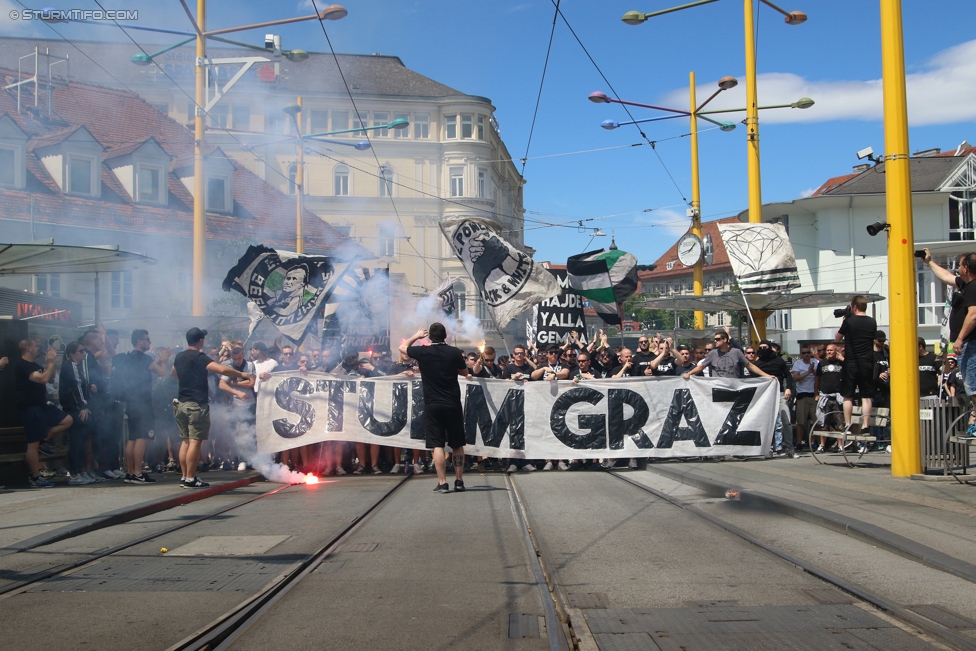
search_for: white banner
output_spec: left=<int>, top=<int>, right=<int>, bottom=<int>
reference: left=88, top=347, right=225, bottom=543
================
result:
left=256, top=374, right=779, bottom=459
left=718, top=223, right=800, bottom=293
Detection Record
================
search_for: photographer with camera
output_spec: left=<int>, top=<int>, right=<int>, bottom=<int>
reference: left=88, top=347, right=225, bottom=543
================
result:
left=834, top=296, right=878, bottom=434
left=921, top=249, right=976, bottom=433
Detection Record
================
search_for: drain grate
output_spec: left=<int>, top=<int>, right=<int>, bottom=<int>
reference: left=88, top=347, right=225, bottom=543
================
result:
left=337, top=542, right=378, bottom=553
left=569, top=592, right=610, bottom=609
left=508, top=613, right=544, bottom=638
left=28, top=558, right=290, bottom=593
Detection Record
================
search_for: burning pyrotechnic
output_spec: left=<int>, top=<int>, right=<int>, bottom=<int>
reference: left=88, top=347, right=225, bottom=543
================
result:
left=304, top=475, right=320, bottom=485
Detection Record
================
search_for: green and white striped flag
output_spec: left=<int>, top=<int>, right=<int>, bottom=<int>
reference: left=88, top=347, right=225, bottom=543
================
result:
left=566, top=249, right=638, bottom=325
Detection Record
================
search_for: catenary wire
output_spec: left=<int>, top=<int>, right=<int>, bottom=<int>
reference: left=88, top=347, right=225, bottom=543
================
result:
left=521, top=0, right=561, bottom=177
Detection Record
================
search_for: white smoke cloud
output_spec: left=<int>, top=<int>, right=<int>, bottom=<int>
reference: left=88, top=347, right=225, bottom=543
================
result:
left=661, top=39, right=976, bottom=126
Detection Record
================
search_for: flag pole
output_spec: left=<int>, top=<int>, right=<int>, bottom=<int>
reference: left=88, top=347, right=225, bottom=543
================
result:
left=738, top=287, right=761, bottom=344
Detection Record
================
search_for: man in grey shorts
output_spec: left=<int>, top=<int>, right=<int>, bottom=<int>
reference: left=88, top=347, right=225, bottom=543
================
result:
left=172, top=328, right=250, bottom=488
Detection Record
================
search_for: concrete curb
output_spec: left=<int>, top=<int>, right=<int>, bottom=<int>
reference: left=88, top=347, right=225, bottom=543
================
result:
left=646, top=464, right=976, bottom=585
left=0, top=473, right=262, bottom=556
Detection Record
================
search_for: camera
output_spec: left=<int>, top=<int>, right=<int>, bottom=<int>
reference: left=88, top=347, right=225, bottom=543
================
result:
left=833, top=305, right=852, bottom=319
left=914, top=250, right=926, bottom=259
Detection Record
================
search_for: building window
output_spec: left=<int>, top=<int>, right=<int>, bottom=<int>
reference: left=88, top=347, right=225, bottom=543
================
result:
left=309, top=109, right=328, bottom=133
left=445, top=115, right=457, bottom=139
left=334, top=165, right=349, bottom=196
left=353, top=112, right=366, bottom=136
left=0, top=147, right=15, bottom=187
left=67, top=155, right=94, bottom=195
left=393, top=113, right=409, bottom=139
left=666, top=261, right=675, bottom=270
left=111, top=270, right=132, bottom=309
left=461, top=114, right=473, bottom=139
left=207, top=177, right=227, bottom=211
left=453, top=281, right=466, bottom=313
left=378, top=224, right=397, bottom=257
left=209, top=105, right=228, bottom=129
left=477, top=295, right=490, bottom=321
left=288, top=163, right=298, bottom=195
left=372, top=112, right=389, bottom=137
left=449, top=167, right=464, bottom=197
left=478, top=169, right=487, bottom=198
left=477, top=116, right=485, bottom=140
left=332, top=110, right=349, bottom=134
left=36, top=273, right=60, bottom=297
left=333, top=223, right=353, bottom=237
left=379, top=166, right=394, bottom=197
left=137, top=165, right=161, bottom=203
left=414, top=114, right=429, bottom=139
left=186, top=101, right=196, bottom=122
left=703, top=233, right=714, bottom=265
left=950, top=194, right=975, bottom=241
left=232, top=104, right=250, bottom=131
left=917, top=268, right=946, bottom=325
left=265, top=113, right=285, bottom=134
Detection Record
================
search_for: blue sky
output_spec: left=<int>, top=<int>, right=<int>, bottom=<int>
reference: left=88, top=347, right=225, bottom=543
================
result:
left=3, top=0, right=974, bottom=268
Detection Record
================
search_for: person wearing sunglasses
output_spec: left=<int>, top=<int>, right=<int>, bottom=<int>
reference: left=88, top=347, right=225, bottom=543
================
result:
left=792, top=347, right=819, bottom=451
left=682, top=331, right=768, bottom=380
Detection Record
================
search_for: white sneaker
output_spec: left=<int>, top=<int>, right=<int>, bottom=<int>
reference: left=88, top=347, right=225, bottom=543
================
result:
left=372, top=466, right=383, bottom=475
left=109, top=469, right=124, bottom=479
left=558, top=461, right=570, bottom=471
left=237, top=462, right=247, bottom=471
left=524, top=463, right=536, bottom=472
left=412, top=462, right=424, bottom=474
left=390, top=464, right=402, bottom=474
left=335, top=466, right=347, bottom=475
left=628, top=458, right=638, bottom=469
left=68, top=474, right=93, bottom=485
left=507, top=463, right=518, bottom=473
left=543, top=461, right=553, bottom=471
left=602, top=459, right=615, bottom=469
left=86, top=471, right=106, bottom=483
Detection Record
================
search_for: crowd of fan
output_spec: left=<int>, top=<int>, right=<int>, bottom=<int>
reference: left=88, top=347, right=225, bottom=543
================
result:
left=5, top=306, right=956, bottom=488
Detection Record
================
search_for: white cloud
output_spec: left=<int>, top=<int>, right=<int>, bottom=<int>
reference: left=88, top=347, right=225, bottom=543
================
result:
left=799, top=187, right=817, bottom=198
left=661, top=39, right=976, bottom=126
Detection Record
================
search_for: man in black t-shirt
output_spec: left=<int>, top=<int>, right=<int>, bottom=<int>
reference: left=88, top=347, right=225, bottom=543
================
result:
left=610, top=348, right=642, bottom=378
left=647, top=340, right=677, bottom=376
left=672, top=345, right=696, bottom=375
left=502, top=345, right=534, bottom=380
left=632, top=336, right=656, bottom=375
left=814, top=343, right=845, bottom=448
left=471, top=346, right=502, bottom=379
left=835, top=295, right=878, bottom=433
left=917, top=337, right=941, bottom=397
left=172, top=328, right=249, bottom=488
left=531, top=346, right=570, bottom=380
left=15, top=339, right=72, bottom=487
left=401, top=323, right=468, bottom=493
left=115, top=329, right=172, bottom=484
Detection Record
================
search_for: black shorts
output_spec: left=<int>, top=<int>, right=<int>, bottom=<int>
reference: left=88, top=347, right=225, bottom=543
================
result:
left=19, top=404, right=68, bottom=443
left=126, top=407, right=154, bottom=440
left=841, top=359, right=875, bottom=400
left=424, top=403, right=465, bottom=450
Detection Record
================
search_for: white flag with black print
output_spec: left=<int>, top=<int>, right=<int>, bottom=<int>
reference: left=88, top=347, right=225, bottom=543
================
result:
left=223, top=245, right=351, bottom=344
left=440, top=216, right=560, bottom=328
left=433, top=277, right=457, bottom=317
left=717, top=223, right=801, bottom=293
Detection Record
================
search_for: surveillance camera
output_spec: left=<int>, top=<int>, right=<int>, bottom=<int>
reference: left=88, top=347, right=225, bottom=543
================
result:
left=857, top=146, right=874, bottom=160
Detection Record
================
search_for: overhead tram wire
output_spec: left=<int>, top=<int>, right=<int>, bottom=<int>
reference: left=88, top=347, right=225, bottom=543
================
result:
left=548, top=0, right=689, bottom=206
left=520, top=0, right=562, bottom=177
left=309, top=0, right=442, bottom=282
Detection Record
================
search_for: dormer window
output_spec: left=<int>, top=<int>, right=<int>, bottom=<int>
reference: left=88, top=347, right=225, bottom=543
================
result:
left=174, top=147, right=235, bottom=212
left=104, top=137, right=171, bottom=205
left=67, top=154, right=95, bottom=196
left=207, top=176, right=228, bottom=211
left=0, top=113, right=27, bottom=189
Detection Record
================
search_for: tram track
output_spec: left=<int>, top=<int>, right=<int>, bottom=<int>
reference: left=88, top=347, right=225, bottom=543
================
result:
left=506, top=469, right=976, bottom=651
left=0, top=481, right=290, bottom=598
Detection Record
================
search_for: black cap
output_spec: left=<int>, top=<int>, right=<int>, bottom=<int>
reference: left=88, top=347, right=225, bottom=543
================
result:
left=251, top=341, right=268, bottom=353
left=676, top=344, right=690, bottom=352
left=185, top=327, right=208, bottom=345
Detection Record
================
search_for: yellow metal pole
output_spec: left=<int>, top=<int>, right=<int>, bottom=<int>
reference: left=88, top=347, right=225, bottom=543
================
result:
left=881, top=0, right=921, bottom=476
left=689, top=72, right=705, bottom=331
left=743, top=0, right=762, bottom=225
left=296, top=96, right=304, bottom=254
left=192, top=0, right=206, bottom=316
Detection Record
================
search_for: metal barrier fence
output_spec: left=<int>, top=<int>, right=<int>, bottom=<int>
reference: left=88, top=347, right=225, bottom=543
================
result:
left=919, top=397, right=970, bottom=475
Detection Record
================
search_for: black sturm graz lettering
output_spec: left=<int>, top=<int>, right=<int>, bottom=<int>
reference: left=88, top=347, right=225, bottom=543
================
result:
left=410, top=380, right=425, bottom=440
left=549, top=387, right=606, bottom=450
left=358, top=381, right=408, bottom=436
left=607, top=388, right=654, bottom=449
left=711, top=387, right=761, bottom=446
left=273, top=377, right=316, bottom=438
left=316, top=380, right=346, bottom=431
left=656, top=388, right=710, bottom=448
left=464, top=383, right=525, bottom=449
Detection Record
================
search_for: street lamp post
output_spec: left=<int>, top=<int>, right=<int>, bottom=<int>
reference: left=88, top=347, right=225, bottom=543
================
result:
left=622, top=0, right=807, bottom=224
left=591, top=80, right=812, bottom=335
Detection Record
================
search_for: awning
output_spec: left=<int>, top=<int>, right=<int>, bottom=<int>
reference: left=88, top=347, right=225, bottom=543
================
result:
left=0, top=241, right=156, bottom=275
left=636, top=290, right=885, bottom=312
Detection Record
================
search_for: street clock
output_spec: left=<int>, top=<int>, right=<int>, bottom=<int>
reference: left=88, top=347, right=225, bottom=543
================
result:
left=676, top=233, right=704, bottom=267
